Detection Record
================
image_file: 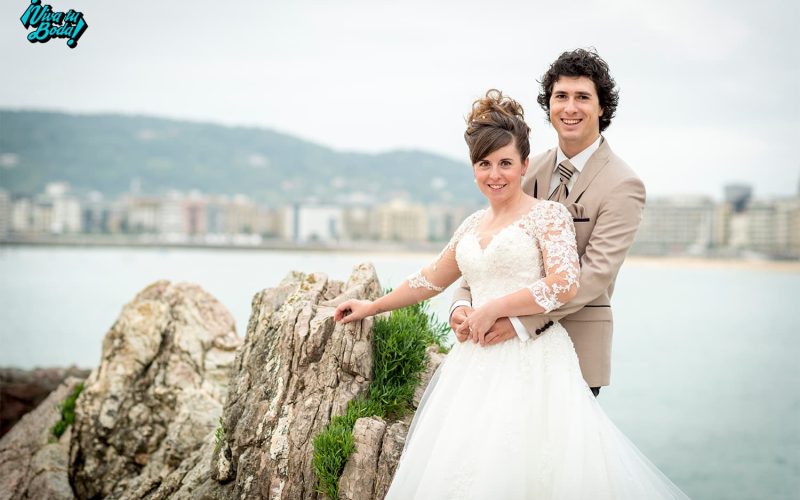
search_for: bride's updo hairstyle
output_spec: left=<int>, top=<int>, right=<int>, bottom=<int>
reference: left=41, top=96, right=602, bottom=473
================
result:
left=464, top=89, right=531, bottom=165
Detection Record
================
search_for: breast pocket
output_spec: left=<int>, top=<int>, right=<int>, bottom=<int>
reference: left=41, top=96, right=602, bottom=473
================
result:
left=572, top=218, right=592, bottom=253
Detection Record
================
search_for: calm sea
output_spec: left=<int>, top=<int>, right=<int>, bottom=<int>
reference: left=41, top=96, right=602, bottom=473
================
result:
left=1, top=245, right=798, bottom=500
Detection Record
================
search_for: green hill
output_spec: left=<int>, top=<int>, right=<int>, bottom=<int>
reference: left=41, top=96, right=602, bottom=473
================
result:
left=0, top=110, right=480, bottom=205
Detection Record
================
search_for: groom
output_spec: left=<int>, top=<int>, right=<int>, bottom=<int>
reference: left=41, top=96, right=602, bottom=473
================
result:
left=450, top=49, right=646, bottom=396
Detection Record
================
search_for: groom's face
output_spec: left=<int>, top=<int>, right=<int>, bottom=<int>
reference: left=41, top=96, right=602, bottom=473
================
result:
left=549, top=76, right=603, bottom=155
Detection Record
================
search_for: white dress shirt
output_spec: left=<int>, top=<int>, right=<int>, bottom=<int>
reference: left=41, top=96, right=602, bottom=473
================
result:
left=450, top=135, right=602, bottom=341
left=548, top=135, right=602, bottom=197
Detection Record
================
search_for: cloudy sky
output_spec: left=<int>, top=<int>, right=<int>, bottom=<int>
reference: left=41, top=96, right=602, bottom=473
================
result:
left=1, top=0, right=797, bottom=199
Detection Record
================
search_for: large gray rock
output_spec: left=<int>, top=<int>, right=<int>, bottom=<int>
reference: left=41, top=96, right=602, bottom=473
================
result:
left=31, top=265, right=441, bottom=500
left=339, top=345, right=445, bottom=500
left=68, top=280, right=241, bottom=499
left=207, top=263, right=383, bottom=499
left=339, top=417, right=387, bottom=500
left=0, top=376, right=83, bottom=500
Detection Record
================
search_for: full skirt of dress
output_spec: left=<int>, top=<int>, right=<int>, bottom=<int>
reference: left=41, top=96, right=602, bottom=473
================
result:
left=385, top=324, right=690, bottom=500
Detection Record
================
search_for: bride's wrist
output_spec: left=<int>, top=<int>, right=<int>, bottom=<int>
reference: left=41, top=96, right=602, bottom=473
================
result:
left=485, top=299, right=502, bottom=321
left=368, top=300, right=382, bottom=316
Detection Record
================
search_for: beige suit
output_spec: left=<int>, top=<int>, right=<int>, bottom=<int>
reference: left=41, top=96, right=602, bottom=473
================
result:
left=452, top=138, right=645, bottom=387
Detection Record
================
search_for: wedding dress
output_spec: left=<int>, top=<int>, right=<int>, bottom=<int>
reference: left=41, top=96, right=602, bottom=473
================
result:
left=385, top=200, right=690, bottom=500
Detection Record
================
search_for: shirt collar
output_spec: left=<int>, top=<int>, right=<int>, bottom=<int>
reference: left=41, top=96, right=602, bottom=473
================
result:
left=555, top=135, right=602, bottom=173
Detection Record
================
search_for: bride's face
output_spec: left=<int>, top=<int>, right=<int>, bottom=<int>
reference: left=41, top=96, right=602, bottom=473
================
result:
left=473, top=141, right=528, bottom=203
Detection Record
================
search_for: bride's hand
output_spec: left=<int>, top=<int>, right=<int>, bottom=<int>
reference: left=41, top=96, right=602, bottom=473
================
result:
left=456, top=302, right=499, bottom=345
left=334, top=299, right=375, bottom=323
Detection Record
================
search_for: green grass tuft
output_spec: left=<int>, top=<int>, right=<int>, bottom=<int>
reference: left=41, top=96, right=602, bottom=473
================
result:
left=214, top=415, right=227, bottom=453
left=50, top=382, right=84, bottom=440
left=312, top=298, right=448, bottom=498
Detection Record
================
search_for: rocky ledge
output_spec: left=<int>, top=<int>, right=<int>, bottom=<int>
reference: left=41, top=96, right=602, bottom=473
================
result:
left=0, top=263, right=443, bottom=499
left=1, top=366, right=91, bottom=439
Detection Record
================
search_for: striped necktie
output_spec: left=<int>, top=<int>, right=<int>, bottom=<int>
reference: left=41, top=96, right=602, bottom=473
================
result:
left=549, top=159, right=576, bottom=202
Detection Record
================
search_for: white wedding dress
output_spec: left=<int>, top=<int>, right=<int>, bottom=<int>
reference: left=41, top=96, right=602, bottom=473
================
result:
left=385, top=201, right=690, bottom=500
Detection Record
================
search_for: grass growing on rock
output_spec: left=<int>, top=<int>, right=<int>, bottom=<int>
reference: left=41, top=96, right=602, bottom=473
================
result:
left=312, top=299, right=449, bottom=498
left=214, top=415, right=227, bottom=453
left=50, top=382, right=84, bottom=440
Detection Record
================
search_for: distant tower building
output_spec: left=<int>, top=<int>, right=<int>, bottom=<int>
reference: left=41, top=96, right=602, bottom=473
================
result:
left=724, top=184, right=752, bottom=213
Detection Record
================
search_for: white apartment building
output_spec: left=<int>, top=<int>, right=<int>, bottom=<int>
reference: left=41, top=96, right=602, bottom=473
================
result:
left=284, top=204, right=343, bottom=243
left=375, top=199, right=428, bottom=243
left=742, top=198, right=800, bottom=256
left=11, top=197, right=33, bottom=232
left=50, top=196, right=82, bottom=233
left=159, top=191, right=185, bottom=235
left=633, top=196, right=716, bottom=255
left=127, top=196, right=162, bottom=233
left=342, top=205, right=375, bottom=241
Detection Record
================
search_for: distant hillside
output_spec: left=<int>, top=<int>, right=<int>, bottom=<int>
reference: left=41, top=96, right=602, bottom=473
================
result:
left=0, top=110, right=480, bottom=205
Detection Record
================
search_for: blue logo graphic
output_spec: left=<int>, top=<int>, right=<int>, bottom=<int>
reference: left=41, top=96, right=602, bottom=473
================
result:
left=20, top=0, right=88, bottom=48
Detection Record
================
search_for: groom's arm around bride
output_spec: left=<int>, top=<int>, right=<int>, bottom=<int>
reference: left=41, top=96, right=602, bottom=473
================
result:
left=450, top=48, right=646, bottom=391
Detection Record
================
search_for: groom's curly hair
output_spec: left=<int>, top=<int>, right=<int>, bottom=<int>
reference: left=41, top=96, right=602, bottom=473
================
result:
left=537, top=48, right=619, bottom=132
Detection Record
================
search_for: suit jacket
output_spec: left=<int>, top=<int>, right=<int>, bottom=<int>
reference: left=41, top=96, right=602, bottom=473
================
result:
left=451, top=138, right=645, bottom=387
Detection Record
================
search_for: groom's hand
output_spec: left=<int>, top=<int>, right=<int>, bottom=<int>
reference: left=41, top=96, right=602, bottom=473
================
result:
left=450, top=306, right=473, bottom=343
left=483, top=318, right=517, bottom=346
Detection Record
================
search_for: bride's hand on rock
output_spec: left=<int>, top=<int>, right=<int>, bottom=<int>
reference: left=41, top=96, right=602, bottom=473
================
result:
left=334, top=299, right=374, bottom=323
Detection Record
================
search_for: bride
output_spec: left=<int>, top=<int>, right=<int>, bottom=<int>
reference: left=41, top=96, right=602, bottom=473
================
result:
left=335, top=90, right=689, bottom=500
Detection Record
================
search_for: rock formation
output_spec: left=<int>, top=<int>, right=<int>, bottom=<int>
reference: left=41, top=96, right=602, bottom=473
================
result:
left=68, top=280, right=241, bottom=499
left=339, top=346, right=444, bottom=500
left=137, top=262, right=442, bottom=499
left=6, top=264, right=442, bottom=499
left=0, top=376, right=83, bottom=500
left=0, top=366, right=91, bottom=438
left=204, top=264, right=383, bottom=499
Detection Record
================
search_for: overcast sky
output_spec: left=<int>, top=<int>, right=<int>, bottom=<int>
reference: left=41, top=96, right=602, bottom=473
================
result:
left=1, top=0, right=798, bottom=199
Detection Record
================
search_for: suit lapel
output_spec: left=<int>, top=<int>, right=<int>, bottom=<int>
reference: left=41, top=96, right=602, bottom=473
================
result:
left=534, top=149, right=557, bottom=200
left=565, top=138, right=611, bottom=204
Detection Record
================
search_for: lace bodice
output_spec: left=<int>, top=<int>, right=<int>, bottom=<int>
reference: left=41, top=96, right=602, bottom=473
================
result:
left=408, top=201, right=579, bottom=313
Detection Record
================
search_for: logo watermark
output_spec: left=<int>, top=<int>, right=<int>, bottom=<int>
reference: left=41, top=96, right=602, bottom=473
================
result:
left=20, top=0, right=88, bottom=48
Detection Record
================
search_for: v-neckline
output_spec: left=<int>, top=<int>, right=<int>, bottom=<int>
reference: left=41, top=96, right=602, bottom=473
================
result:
left=473, top=201, right=541, bottom=252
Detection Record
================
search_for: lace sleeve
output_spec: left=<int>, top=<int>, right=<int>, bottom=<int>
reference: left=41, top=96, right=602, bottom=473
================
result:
left=406, top=271, right=446, bottom=292
left=522, top=202, right=580, bottom=313
left=432, top=209, right=485, bottom=271
left=406, top=209, right=485, bottom=291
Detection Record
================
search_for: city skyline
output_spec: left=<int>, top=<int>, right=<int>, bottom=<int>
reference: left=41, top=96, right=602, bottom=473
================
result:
left=2, top=179, right=798, bottom=260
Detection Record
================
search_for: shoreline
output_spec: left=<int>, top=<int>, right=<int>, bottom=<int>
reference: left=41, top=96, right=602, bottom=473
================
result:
left=624, top=255, right=800, bottom=272
left=0, top=235, right=437, bottom=255
left=2, top=236, right=800, bottom=271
